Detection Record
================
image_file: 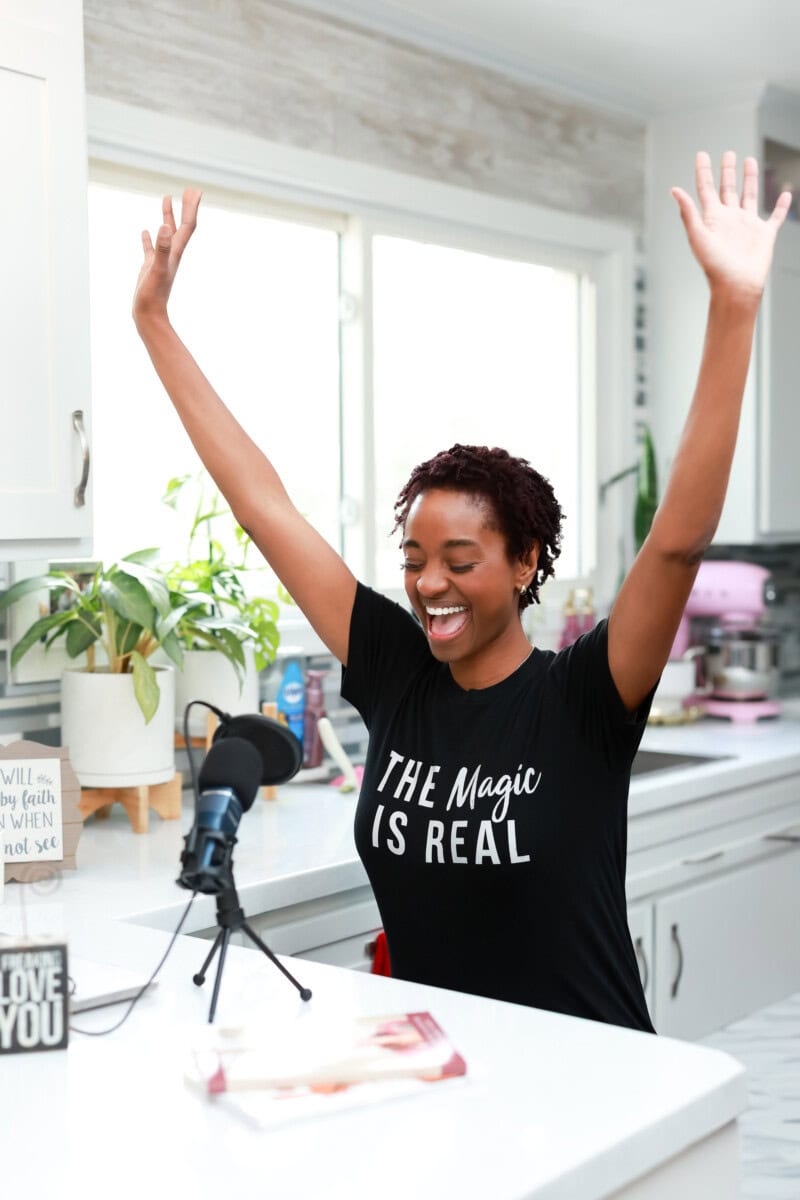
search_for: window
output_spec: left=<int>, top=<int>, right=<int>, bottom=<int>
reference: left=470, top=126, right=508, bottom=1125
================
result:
left=87, top=176, right=341, bottom=579
left=84, top=103, right=631, bottom=610
left=371, top=234, right=593, bottom=589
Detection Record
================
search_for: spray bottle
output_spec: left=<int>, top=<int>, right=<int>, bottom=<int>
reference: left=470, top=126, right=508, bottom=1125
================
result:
left=303, top=669, right=328, bottom=769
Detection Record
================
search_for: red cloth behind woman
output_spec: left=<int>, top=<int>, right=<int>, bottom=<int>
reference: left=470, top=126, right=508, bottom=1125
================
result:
left=371, top=930, right=391, bottom=976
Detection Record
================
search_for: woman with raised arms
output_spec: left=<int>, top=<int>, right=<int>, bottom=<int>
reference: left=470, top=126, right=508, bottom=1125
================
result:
left=134, top=152, right=789, bottom=1031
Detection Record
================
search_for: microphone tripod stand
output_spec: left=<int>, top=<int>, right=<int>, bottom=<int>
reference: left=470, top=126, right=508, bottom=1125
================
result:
left=190, top=849, right=312, bottom=1024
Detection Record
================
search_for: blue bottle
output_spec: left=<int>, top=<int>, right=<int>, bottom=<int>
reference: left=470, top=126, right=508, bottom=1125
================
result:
left=277, top=659, right=305, bottom=748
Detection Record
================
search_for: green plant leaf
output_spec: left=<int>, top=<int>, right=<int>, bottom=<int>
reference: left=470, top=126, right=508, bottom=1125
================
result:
left=162, top=476, right=191, bottom=509
left=116, top=559, right=172, bottom=617
left=130, top=650, right=159, bottom=724
left=634, top=424, right=659, bottom=552
left=119, top=621, right=144, bottom=656
left=65, top=615, right=101, bottom=659
left=99, top=572, right=156, bottom=631
left=0, top=572, right=82, bottom=609
left=122, top=548, right=161, bottom=566
left=9, top=612, right=72, bottom=668
left=159, top=629, right=185, bottom=669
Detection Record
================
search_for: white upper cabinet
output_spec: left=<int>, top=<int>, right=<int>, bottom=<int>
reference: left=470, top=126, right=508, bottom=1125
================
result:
left=649, top=87, right=800, bottom=544
left=0, top=0, right=93, bottom=561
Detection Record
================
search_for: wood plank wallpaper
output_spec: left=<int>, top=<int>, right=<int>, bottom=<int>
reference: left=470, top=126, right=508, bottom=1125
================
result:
left=83, top=0, right=645, bottom=225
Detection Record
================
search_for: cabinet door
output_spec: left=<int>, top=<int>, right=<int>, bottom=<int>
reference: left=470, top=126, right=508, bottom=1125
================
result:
left=627, top=901, right=655, bottom=1021
left=654, top=847, right=800, bottom=1040
left=759, top=225, right=800, bottom=536
left=0, top=1, right=93, bottom=558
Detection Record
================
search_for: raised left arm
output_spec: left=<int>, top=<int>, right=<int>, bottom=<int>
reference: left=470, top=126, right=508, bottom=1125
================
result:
left=608, top=151, right=791, bottom=712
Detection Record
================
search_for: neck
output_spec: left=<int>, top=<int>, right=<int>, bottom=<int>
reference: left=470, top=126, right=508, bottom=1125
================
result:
left=449, top=632, right=533, bottom=691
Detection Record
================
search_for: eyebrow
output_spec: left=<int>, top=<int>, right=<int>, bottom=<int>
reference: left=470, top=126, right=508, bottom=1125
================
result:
left=401, top=538, right=481, bottom=550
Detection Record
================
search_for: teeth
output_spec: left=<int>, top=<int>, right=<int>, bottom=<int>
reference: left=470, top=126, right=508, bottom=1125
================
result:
left=426, top=606, right=467, bottom=615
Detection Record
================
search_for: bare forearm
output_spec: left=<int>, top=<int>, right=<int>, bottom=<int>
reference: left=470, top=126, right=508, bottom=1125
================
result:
left=650, top=291, right=759, bottom=559
left=136, top=315, right=291, bottom=528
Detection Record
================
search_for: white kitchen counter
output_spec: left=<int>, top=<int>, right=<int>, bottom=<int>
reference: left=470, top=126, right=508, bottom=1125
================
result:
left=1, top=908, right=745, bottom=1200
left=14, top=705, right=799, bottom=937
left=4, top=709, right=798, bottom=1198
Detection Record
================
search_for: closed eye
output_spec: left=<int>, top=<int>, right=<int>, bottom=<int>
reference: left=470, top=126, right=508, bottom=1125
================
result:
left=400, top=562, right=475, bottom=573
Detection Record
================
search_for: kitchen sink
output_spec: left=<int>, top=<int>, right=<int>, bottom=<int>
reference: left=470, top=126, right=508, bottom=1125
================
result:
left=630, top=749, right=729, bottom=776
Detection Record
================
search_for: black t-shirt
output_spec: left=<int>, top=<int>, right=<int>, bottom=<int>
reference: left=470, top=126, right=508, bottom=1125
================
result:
left=341, top=582, right=655, bottom=1033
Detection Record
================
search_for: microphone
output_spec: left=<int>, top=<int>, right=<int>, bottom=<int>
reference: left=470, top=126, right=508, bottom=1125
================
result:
left=178, top=737, right=263, bottom=895
left=211, top=710, right=304, bottom=785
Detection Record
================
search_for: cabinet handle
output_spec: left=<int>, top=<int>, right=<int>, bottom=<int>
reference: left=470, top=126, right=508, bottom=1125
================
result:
left=634, top=936, right=649, bottom=992
left=72, top=409, right=90, bottom=508
left=763, top=829, right=800, bottom=843
left=365, top=939, right=377, bottom=960
left=681, top=849, right=724, bottom=865
left=670, top=923, right=684, bottom=999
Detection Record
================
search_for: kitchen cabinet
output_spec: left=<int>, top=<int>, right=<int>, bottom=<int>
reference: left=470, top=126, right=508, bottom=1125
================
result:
left=193, top=884, right=383, bottom=974
left=648, top=86, right=800, bottom=544
left=627, top=901, right=655, bottom=1021
left=628, top=760, right=800, bottom=1039
left=0, top=0, right=93, bottom=561
left=653, top=844, right=800, bottom=1041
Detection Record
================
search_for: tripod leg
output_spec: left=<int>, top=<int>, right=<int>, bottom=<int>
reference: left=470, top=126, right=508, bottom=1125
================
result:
left=207, top=927, right=233, bottom=1024
left=193, top=930, right=223, bottom=986
left=240, top=922, right=312, bottom=1002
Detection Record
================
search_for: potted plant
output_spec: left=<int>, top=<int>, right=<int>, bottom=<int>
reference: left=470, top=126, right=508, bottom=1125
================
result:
left=0, top=550, right=193, bottom=787
left=160, top=473, right=282, bottom=736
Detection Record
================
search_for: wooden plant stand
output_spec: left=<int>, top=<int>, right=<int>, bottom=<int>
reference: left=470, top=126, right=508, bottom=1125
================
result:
left=78, top=772, right=182, bottom=835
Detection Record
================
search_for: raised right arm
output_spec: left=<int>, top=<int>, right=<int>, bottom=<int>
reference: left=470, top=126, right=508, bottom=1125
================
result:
left=133, top=189, right=357, bottom=665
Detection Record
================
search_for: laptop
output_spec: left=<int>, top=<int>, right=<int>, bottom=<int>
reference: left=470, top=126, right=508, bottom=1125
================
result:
left=68, top=955, right=157, bottom=1013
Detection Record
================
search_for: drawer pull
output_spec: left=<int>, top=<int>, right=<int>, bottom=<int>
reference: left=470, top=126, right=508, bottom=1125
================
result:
left=365, top=940, right=377, bottom=959
left=72, top=409, right=90, bottom=507
left=763, top=830, right=800, bottom=843
left=681, top=849, right=724, bottom=865
left=670, top=923, right=684, bottom=999
left=634, top=936, right=649, bottom=992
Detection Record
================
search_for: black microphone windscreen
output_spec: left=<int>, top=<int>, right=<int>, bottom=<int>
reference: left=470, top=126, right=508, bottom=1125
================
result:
left=198, top=737, right=263, bottom=812
left=212, top=713, right=303, bottom=785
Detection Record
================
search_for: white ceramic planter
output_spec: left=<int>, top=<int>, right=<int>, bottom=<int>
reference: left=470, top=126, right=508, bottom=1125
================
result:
left=60, top=665, right=176, bottom=788
left=174, top=647, right=260, bottom=738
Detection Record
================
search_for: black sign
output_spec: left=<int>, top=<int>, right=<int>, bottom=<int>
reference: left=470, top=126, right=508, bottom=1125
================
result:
left=0, top=942, right=68, bottom=1053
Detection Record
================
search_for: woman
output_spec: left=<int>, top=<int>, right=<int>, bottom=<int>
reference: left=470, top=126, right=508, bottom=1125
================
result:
left=134, top=152, right=790, bottom=1031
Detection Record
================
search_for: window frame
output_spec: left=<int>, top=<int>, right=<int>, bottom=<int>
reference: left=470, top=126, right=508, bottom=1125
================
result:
left=86, top=96, right=635, bottom=613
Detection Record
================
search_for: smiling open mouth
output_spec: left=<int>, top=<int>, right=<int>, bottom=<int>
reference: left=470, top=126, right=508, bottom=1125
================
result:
left=426, top=606, right=469, bottom=641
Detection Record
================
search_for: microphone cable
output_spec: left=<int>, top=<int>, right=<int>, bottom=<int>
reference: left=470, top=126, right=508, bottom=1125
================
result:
left=70, top=700, right=217, bottom=1036
left=69, top=698, right=246, bottom=1037
left=69, top=889, right=197, bottom=1037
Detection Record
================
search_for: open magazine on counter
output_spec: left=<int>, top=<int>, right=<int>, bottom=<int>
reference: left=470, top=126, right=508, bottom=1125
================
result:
left=185, top=1011, right=467, bottom=1129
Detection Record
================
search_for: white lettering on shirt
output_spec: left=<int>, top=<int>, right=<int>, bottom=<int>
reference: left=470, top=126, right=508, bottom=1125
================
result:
left=394, top=757, right=422, bottom=802
left=425, top=821, right=445, bottom=863
left=387, top=810, right=407, bottom=855
left=450, top=820, right=468, bottom=864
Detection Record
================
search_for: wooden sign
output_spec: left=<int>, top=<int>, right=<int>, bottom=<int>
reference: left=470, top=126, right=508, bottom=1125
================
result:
left=0, top=742, right=82, bottom=884
left=0, top=940, right=69, bottom=1053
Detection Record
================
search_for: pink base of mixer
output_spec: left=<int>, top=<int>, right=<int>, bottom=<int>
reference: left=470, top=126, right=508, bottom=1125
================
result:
left=690, top=696, right=782, bottom=723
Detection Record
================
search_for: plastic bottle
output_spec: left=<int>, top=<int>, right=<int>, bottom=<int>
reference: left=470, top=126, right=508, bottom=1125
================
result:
left=575, top=586, right=596, bottom=636
left=302, top=669, right=328, bottom=769
left=558, top=590, right=582, bottom=650
left=277, top=658, right=305, bottom=748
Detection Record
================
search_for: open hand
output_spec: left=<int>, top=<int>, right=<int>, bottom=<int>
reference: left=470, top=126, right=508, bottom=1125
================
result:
left=132, top=188, right=202, bottom=328
left=672, top=152, right=791, bottom=303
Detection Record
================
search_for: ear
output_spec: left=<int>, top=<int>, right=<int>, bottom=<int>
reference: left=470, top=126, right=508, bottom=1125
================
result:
left=516, top=541, right=540, bottom=592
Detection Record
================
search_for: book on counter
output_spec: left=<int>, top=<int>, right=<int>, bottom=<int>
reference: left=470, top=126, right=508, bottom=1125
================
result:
left=185, top=1011, right=467, bottom=1128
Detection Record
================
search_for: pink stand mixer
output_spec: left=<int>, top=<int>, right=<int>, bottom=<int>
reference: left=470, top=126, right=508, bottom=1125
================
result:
left=671, top=561, right=781, bottom=723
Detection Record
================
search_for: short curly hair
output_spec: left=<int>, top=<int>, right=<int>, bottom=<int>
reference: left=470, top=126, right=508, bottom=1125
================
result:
left=391, top=444, right=563, bottom=609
